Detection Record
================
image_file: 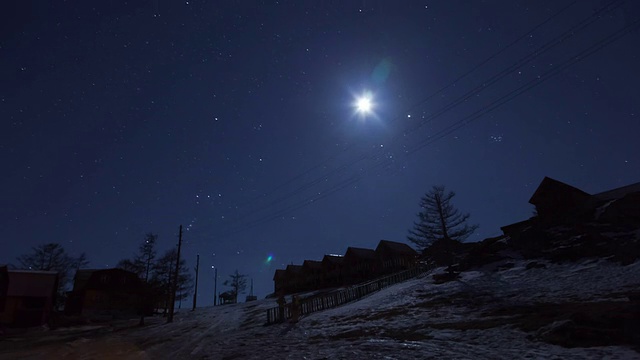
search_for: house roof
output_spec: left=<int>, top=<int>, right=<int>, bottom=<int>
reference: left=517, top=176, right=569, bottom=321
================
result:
left=529, top=177, right=640, bottom=209
left=529, top=177, right=591, bottom=205
left=593, top=181, right=640, bottom=201
left=6, top=269, right=59, bottom=275
left=303, top=260, right=322, bottom=270
left=72, top=268, right=139, bottom=291
left=322, top=254, right=344, bottom=264
left=273, top=269, right=286, bottom=280
left=285, top=264, right=303, bottom=274
left=376, top=240, right=417, bottom=256
left=345, top=247, right=377, bottom=260
left=6, top=270, right=58, bottom=298
left=72, top=269, right=102, bottom=291
left=500, top=219, right=533, bottom=232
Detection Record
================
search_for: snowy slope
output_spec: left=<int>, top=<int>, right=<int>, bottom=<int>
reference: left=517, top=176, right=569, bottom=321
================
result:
left=1, top=260, right=639, bottom=359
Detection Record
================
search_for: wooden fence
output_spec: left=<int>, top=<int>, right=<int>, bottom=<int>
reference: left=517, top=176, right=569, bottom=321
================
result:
left=266, top=265, right=428, bottom=325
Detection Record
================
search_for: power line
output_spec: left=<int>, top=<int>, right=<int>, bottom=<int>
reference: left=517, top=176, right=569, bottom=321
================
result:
left=230, top=0, right=581, bottom=212
left=203, top=15, right=639, bottom=242
left=407, top=18, right=640, bottom=156
left=216, top=0, right=622, bottom=229
left=186, top=1, right=634, bottom=244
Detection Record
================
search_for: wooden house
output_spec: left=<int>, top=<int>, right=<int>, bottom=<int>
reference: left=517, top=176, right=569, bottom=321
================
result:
left=272, top=269, right=287, bottom=295
left=593, top=181, right=640, bottom=202
left=375, top=240, right=418, bottom=273
left=502, top=177, right=640, bottom=239
left=500, top=219, right=534, bottom=240
left=528, top=177, right=593, bottom=223
left=64, top=268, right=152, bottom=319
left=285, top=265, right=304, bottom=294
left=321, top=254, right=344, bottom=287
left=343, top=247, right=379, bottom=284
left=0, top=268, right=58, bottom=328
left=302, top=260, right=323, bottom=292
left=592, top=181, right=640, bottom=224
left=0, top=266, right=7, bottom=313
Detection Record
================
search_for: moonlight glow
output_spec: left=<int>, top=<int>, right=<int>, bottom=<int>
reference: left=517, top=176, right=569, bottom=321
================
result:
left=356, top=96, right=372, bottom=113
left=353, top=91, right=375, bottom=118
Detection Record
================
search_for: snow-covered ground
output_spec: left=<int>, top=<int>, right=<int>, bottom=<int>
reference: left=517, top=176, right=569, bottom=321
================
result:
left=1, top=259, right=639, bottom=359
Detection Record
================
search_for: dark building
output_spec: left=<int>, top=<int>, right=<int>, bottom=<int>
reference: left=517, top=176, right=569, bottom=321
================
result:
left=344, top=247, right=379, bottom=284
left=0, top=266, right=8, bottom=313
left=528, top=176, right=593, bottom=223
left=321, top=254, right=345, bottom=288
left=593, top=181, right=640, bottom=202
left=272, top=269, right=287, bottom=295
left=500, top=219, right=534, bottom=241
left=375, top=240, right=418, bottom=273
left=302, top=260, right=323, bottom=292
left=285, top=265, right=304, bottom=294
left=592, top=182, right=640, bottom=225
left=272, top=240, right=419, bottom=295
left=0, top=268, right=58, bottom=328
left=65, top=268, right=152, bottom=319
left=502, top=177, right=640, bottom=237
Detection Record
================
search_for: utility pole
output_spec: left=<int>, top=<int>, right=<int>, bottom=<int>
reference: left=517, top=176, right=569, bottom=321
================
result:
left=192, top=254, right=199, bottom=311
left=168, top=224, right=182, bottom=323
left=213, top=267, right=218, bottom=306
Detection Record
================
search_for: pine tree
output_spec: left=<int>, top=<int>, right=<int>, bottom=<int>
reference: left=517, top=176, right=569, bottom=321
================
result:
left=408, top=185, right=478, bottom=250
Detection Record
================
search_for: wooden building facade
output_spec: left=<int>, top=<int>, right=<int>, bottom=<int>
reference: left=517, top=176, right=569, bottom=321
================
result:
left=273, top=240, right=417, bottom=295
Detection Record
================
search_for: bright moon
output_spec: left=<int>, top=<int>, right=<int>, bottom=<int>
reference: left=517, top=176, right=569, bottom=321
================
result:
left=356, top=96, right=372, bottom=113
left=353, top=92, right=375, bottom=117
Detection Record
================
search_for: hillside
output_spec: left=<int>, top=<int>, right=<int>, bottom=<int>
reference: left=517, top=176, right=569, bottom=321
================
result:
left=1, top=258, right=639, bottom=359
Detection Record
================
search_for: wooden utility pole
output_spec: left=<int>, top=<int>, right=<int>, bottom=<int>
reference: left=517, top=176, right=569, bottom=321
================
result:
left=192, top=254, right=199, bottom=311
left=213, top=267, right=218, bottom=306
left=167, top=224, right=182, bottom=323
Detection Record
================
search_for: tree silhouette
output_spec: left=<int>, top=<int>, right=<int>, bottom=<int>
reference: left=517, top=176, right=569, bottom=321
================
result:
left=116, top=232, right=158, bottom=282
left=153, top=248, right=192, bottom=314
left=17, top=243, right=89, bottom=307
left=137, top=233, right=158, bottom=282
left=224, top=270, right=247, bottom=303
left=408, top=185, right=478, bottom=250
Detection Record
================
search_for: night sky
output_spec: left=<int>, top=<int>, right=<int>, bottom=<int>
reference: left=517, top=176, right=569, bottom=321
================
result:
left=2, top=1, right=639, bottom=304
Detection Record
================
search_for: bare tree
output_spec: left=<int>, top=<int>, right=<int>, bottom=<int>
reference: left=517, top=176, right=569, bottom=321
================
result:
left=224, top=270, right=247, bottom=303
left=408, top=185, right=478, bottom=250
left=153, top=248, right=192, bottom=314
left=74, top=252, right=90, bottom=270
left=17, top=243, right=89, bottom=307
left=116, top=258, right=141, bottom=275
left=116, top=232, right=158, bottom=282
left=136, top=233, right=157, bottom=282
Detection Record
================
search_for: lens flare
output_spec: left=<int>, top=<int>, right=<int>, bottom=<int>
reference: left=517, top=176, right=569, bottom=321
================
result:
left=265, top=254, right=274, bottom=265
